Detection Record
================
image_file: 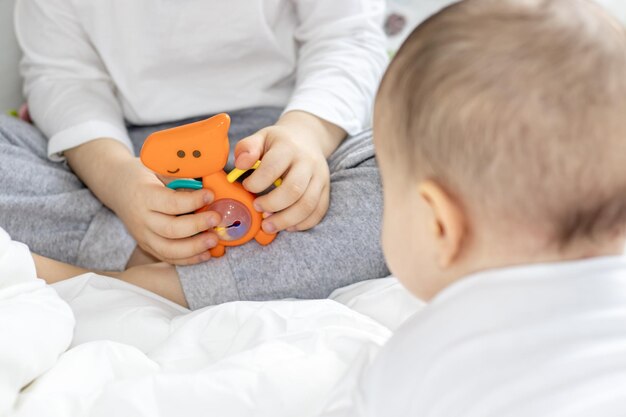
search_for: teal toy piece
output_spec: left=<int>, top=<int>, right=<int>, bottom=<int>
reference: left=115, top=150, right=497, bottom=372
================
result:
left=167, top=179, right=203, bottom=190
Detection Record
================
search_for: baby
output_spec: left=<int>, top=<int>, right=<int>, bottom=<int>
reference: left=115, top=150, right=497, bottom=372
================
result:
left=356, top=0, right=626, bottom=415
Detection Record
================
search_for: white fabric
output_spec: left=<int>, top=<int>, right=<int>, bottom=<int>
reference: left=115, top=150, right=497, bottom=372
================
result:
left=8, top=275, right=419, bottom=417
left=4, top=223, right=626, bottom=416
left=14, top=0, right=388, bottom=160
left=0, top=228, right=74, bottom=416
left=357, top=256, right=626, bottom=417
left=0, top=226, right=422, bottom=416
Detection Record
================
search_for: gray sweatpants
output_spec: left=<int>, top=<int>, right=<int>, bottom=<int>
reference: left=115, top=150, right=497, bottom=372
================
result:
left=0, top=108, right=388, bottom=309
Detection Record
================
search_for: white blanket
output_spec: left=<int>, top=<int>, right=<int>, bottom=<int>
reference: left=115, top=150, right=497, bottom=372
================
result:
left=1, top=229, right=423, bottom=417
left=0, top=230, right=74, bottom=416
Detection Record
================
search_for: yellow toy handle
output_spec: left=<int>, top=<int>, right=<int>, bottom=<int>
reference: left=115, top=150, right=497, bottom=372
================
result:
left=226, top=160, right=283, bottom=187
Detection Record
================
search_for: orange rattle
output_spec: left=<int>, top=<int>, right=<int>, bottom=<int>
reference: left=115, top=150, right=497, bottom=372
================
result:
left=140, top=113, right=277, bottom=257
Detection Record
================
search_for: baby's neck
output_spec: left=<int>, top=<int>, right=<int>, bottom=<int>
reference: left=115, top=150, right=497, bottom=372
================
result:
left=457, top=236, right=625, bottom=288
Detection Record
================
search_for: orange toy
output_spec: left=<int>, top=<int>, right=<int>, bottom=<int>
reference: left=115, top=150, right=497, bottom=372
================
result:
left=140, top=113, right=277, bottom=257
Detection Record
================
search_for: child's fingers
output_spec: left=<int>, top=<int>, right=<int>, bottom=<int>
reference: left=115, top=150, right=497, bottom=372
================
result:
left=155, top=173, right=181, bottom=186
left=290, top=184, right=330, bottom=231
left=243, top=148, right=291, bottom=194
left=253, top=162, right=313, bottom=213
left=146, top=230, right=218, bottom=263
left=161, top=251, right=213, bottom=267
left=148, top=211, right=221, bottom=239
left=261, top=176, right=326, bottom=233
left=147, top=187, right=213, bottom=215
left=234, top=133, right=266, bottom=170
left=140, top=248, right=213, bottom=267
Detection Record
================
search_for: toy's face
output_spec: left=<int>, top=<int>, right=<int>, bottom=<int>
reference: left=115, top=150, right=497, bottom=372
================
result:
left=140, top=114, right=231, bottom=178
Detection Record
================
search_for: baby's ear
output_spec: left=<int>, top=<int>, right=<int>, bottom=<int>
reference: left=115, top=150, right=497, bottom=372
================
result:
left=418, top=180, right=467, bottom=268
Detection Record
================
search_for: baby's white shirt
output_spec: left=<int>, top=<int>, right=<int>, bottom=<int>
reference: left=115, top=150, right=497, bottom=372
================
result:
left=15, top=0, right=388, bottom=160
left=358, top=256, right=626, bottom=417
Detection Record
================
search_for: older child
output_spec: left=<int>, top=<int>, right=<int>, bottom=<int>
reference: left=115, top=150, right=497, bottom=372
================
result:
left=357, top=0, right=626, bottom=415
left=1, top=0, right=389, bottom=309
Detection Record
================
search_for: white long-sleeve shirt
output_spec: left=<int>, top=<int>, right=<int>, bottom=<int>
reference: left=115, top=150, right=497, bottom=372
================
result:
left=355, top=256, right=626, bottom=417
left=15, top=0, right=388, bottom=160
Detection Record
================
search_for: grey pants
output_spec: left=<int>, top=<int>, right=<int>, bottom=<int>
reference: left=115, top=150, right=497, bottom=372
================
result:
left=0, top=108, right=388, bottom=309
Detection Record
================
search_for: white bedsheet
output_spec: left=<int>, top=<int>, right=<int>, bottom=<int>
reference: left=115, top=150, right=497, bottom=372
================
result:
left=3, top=253, right=423, bottom=417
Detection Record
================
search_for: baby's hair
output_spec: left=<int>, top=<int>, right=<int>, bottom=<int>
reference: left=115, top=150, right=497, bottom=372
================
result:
left=377, top=0, right=626, bottom=245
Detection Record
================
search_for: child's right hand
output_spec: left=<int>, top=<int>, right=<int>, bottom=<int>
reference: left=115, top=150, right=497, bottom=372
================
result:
left=111, top=158, right=221, bottom=265
left=65, top=139, right=220, bottom=265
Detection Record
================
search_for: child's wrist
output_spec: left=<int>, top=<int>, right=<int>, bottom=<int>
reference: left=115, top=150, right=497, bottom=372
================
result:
left=106, top=158, right=148, bottom=215
left=277, top=111, right=346, bottom=158
left=65, top=138, right=136, bottom=211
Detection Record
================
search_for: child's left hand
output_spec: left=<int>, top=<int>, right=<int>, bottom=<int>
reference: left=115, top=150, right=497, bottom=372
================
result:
left=234, top=111, right=346, bottom=233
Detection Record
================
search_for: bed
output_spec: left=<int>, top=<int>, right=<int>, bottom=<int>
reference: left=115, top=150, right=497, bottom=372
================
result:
left=5, top=269, right=422, bottom=416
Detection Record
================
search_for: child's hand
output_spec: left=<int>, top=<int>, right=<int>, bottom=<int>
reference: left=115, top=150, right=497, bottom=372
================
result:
left=234, top=111, right=346, bottom=233
left=65, top=139, right=220, bottom=265
left=112, top=159, right=222, bottom=265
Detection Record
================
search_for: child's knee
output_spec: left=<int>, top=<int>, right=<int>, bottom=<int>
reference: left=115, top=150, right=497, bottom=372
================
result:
left=0, top=115, right=48, bottom=157
left=327, top=130, right=376, bottom=173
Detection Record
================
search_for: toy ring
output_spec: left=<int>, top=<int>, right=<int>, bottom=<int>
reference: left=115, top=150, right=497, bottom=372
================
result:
left=167, top=178, right=203, bottom=190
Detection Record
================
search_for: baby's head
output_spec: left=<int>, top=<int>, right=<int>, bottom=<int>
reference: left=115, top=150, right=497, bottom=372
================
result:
left=375, top=0, right=626, bottom=299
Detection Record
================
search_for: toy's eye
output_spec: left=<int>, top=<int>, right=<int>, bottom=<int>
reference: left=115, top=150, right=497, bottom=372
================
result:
left=177, top=150, right=185, bottom=158
left=193, top=150, right=201, bottom=158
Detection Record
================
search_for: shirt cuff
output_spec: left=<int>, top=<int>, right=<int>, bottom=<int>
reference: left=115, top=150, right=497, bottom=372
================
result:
left=47, top=120, right=134, bottom=161
left=283, top=93, right=371, bottom=136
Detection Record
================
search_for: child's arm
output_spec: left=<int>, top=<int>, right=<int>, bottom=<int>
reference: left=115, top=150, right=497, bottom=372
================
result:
left=234, top=0, right=388, bottom=233
left=31, top=253, right=91, bottom=284
left=116, top=263, right=187, bottom=308
left=16, top=0, right=220, bottom=266
left=33, top=252, right=187, bottom=307
left=285, top=0, right=388, bottom=137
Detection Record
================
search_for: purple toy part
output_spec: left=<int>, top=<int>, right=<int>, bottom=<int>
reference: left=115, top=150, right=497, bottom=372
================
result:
left=208, top=199, right=252, bottom=241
